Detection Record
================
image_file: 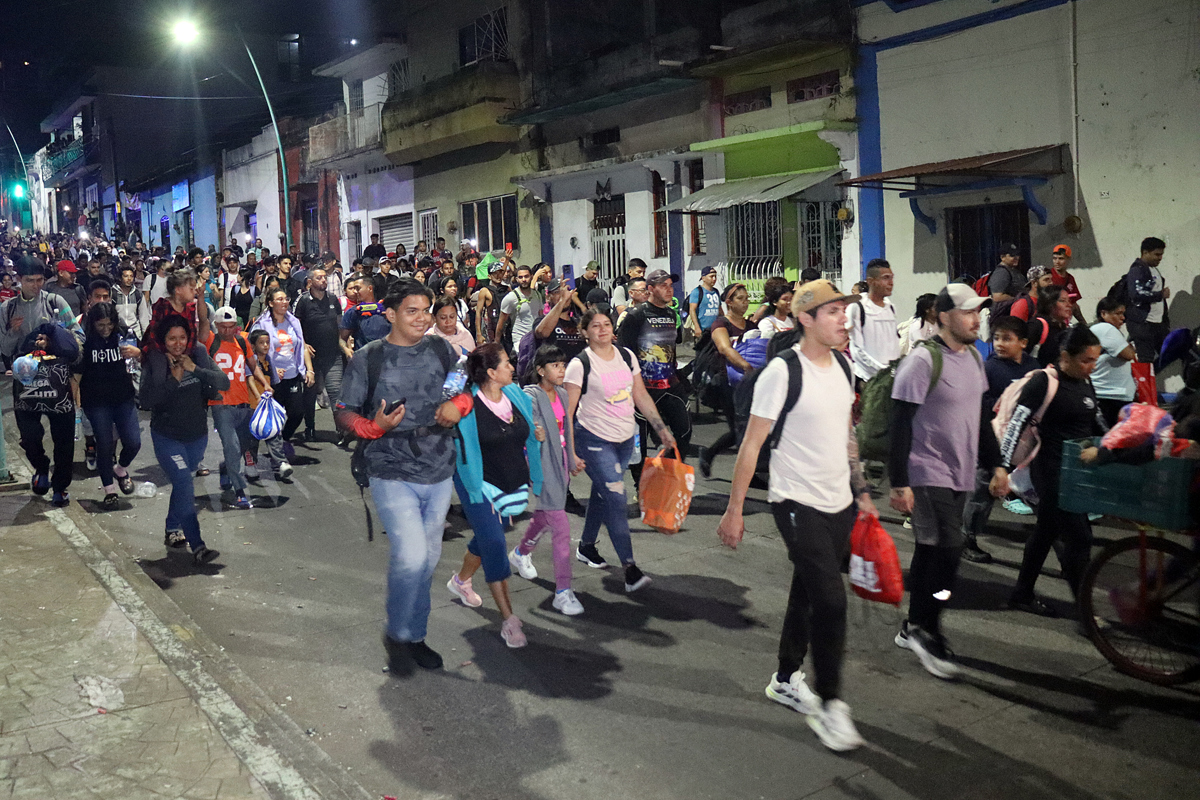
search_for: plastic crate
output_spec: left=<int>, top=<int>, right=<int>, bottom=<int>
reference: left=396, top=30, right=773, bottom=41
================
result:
left=1059, top=438, right=1199, bottom=531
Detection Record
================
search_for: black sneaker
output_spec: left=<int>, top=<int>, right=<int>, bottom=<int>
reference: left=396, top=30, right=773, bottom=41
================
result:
left=101, top=493, right=119, bottom=511
left=192, top=546, right=220, bottom=565
left=164, top=529, right=188, bottom=549
left=1006, top=595, right=1057, bottom=618
left=85, top=444, right=97, bottom=472
left=624, top=564, right=651, bottom=593
left=564, top=492, right=586, bottom=516
left=382, top=634, right=415, bottom=677
left=406, top=640, right=444, bottom=670
left=575, top=542, right=608, bottom=569
left=962, top=536, right=993, bottom=564
left=31, top=471, right=50, bottom=496
left=906, top=624, right=959, bottom=680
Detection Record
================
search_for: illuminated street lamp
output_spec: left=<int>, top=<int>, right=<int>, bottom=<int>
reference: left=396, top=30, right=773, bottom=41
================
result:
left=171, top=19, right=292, bottom=250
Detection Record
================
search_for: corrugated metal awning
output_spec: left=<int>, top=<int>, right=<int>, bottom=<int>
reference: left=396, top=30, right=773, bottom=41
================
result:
left=840, top=144, right=1064, bottom=190
left=661, top=168, right=841, bottom=213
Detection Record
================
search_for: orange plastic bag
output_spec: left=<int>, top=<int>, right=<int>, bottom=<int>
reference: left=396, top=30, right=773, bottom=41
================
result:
left=638, top=445, right=695, bottom=534
left=848, top=512, right=904, bottom=606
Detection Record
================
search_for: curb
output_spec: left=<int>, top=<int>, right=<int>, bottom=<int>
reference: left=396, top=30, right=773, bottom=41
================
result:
left=3, top=419, right=374, bottom=800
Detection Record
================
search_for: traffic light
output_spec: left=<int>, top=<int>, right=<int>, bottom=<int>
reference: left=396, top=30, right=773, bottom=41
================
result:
left=11, top=181, right=24, bottom=199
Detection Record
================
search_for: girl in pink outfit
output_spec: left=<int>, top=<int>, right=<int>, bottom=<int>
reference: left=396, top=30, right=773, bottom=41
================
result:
left=507, top=345, right=583, bottom=615
left=429, top=295, right=476, bottom=355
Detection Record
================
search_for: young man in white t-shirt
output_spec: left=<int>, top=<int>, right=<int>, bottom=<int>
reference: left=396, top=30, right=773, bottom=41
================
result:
left=846, top=258, right=900, bottom=384
left=717, top=279, right=876, bottom=753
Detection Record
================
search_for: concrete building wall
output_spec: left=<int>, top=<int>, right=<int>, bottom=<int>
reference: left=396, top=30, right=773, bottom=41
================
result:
left=191, top=170, right=219, bottom=250
left=222, top=129, right=282, bottom=253
left=859, top=0, right=1200, bottom=332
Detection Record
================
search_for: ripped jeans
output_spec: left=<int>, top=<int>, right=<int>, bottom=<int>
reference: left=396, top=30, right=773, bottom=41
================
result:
left=574, top=424, right=636, bottom=566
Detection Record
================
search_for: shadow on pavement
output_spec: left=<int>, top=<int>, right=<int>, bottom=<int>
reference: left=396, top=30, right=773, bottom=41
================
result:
left=135, top=552, right=226, bottom=590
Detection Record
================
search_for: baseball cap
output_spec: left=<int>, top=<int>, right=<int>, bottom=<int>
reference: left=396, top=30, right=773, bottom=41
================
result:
left=700, top=266, right=717, bottom=278
left=999, top=243, right=1020, bottom=257
left=645, top=268, right=678, bottom=286
left=1052, top=244, right=1072, bottom=258
left=212, top=306, right=239, bottom=324
left=55, top=260, right=78, bottom=273
left=584, top=260, right=599, bottom=273
left=546, top=278, right=566, bottom=293
left=934, top=283, right=990, bottom=313
left=586, top=288, right=609, bottom=304
left=792, top=279, right=860, bottom=315
left=1026, top=265, right=1049, bottom=284
left=488, top=259, right=507, bottom=274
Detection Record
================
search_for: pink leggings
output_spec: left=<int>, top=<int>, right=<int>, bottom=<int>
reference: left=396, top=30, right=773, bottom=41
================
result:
left=517, top=509, right=573, bottom=591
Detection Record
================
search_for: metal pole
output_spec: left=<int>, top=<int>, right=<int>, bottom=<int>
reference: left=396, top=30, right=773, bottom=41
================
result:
left=4, top=121, right=30, bottom=184
left=237, top=30, right=291, bottom=251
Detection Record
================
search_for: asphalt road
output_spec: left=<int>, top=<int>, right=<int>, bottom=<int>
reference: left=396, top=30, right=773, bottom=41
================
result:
left=63, top=400, right=1200, bottom=800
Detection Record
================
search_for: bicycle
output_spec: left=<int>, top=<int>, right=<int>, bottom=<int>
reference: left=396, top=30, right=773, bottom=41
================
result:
left=1061, top=439, right=1200, bottom=686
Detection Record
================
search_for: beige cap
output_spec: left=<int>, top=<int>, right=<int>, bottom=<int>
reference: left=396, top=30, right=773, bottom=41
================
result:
left=792, top=279, right=860, bottom=316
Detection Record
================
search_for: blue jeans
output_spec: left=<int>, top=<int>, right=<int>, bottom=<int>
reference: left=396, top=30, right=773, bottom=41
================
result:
left=370, top=476, right=454, bottom=643
left=453, top=474, right=511, bottom=584
left=151, top=430, right=208, bottom=551
left=83, top=400, right=141, bottom=492
left=211, top=405, right=252, bottom=493
left=574, top=424, right=635, bottom=566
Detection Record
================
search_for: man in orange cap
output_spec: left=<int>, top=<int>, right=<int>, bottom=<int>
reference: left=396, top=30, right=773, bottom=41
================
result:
left=1049, top=244, right=1084, bottom=324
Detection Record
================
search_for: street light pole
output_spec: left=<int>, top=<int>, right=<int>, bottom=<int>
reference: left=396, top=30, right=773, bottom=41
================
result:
left=236, top=27, right=292, bottom=252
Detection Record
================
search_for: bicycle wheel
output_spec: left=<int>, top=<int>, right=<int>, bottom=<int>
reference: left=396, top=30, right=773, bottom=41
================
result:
left=1080, top=534, right=1200, bottom=686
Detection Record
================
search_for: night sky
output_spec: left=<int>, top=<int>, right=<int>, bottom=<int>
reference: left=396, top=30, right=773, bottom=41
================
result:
left=0, top=0, right=377, bottom=179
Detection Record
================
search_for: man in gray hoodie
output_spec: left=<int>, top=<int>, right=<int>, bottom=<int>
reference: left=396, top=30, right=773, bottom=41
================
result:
left=1, top=257, right=76, bottom=364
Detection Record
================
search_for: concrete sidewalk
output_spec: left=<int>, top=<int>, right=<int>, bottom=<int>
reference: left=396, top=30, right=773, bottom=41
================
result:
left=0, top=429, right=367, bottom=800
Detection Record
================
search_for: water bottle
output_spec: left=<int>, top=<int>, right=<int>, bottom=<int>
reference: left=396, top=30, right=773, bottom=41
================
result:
left=75, top=408, right=82, bottom=441
left=630, top=428, right=642, bottom=466
left=121, top=332, right=141, bottom=380
left=441, top=354, right=468, bottom=400
left=135, top=482, right=158, bottom=498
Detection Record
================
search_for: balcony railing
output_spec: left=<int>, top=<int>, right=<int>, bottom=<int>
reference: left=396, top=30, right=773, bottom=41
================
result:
left=308, top=103, right=383, bottom=166
left=42, top=138, right=87, bottom=179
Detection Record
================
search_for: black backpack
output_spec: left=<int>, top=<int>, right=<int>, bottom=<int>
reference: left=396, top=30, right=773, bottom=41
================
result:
left=1106, top=273, right=1132, bottom=307
left=734, top=337, right=852, bottom=474
left=349, top=337, right=458, bottom=540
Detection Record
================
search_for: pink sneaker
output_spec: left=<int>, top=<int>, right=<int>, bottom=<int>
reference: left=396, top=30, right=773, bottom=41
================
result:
left=501, top=615, right=527, bottom=648
left=447, top=574, right=483, bottom=608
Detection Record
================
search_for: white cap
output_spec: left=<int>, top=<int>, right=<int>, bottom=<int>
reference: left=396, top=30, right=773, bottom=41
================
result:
left=936, top=283, right=990, bottom=313
left=212, top=306, right=239, bottom=324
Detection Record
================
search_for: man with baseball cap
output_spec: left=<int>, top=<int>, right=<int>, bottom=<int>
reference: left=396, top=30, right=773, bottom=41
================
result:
left=203, top=306, right=255, bottom=509
left=889, top=284, right=1008, bottom=680
left=1049, top=244, right=1085, bottom=324
left=686, top=266, right=721, bottom=339
left=987, top=243, right=1024, bottom=303
left=718, top=279, right=874, bottom=752
left=46, top=259, right=87, bottom=317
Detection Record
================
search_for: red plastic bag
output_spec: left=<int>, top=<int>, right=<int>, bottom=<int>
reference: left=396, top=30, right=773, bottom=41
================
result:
left=1132, top=362, right=1157, bottom=406
left=1100, top=403, right=1172, bottom=450
left=638, top=446, right=695, bottom=534
left=848, top=513, right=903, bottom=606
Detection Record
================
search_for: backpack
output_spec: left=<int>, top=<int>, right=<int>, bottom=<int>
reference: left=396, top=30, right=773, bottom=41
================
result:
left=690, top=330, right=725, bottom=407
left=1106, top=274, right=1132, bottom=308
left=349, top=337, right=458, bottom=540
left=515, top=325, right=540, bottom=382
left=991, top=365, right=1060, bottom=469
left=733, top=344, right=852, bottom=474
left=574, top=347, right=635, bottom=394
left=856, top=339, right=975, bottom=463
left=972, top=272, right=992, bottom=298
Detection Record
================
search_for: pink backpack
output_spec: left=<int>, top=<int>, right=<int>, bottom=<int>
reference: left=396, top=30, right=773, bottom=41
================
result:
left=992, top=366, right=1059, bottom=469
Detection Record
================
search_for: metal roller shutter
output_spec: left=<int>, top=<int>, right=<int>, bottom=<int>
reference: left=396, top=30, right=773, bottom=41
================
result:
left=377, top=213, right=414, bottom=255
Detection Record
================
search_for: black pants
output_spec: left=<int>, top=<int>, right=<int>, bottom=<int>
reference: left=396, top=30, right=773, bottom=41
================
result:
left=908, top=486, right=968, bottom=638
left=1126, top=319, right=1168, bottom=364
left=630, top=383, right=692, bottom=484
left=16, top=410, right=75, bottom=492
left=704, top=387, right=738, bottom=465
left=772, top=500, right=856, bottom=702
left=275, top=375, right=306, bottom=441
left=1013, top=460, right=1093, bottom=602
left=1097, top=397, right=1128, bottom=428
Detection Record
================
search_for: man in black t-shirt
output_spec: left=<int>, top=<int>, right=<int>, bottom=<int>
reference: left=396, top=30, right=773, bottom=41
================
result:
left=362, top=234, right=387, bottom=262
left=617, top=268, right=690, bottom=477
left=575, top=261, right=600, bottom=304
left=294, top=267, right=345, bottom=440
left=532, top=279, right=586, bottom=360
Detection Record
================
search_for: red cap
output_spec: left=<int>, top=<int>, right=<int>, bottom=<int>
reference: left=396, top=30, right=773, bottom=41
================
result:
left=55, top=260, right=78, bottom=273
left=387, top=252, right=396, bottom=259
left=1052, top=244, right=1072, bottom=258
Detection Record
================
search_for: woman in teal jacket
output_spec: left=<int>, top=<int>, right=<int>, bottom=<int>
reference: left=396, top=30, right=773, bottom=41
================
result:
left=448, top=343, right=544, bottom=648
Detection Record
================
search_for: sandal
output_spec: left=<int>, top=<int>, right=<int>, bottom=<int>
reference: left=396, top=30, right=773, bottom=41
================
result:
left=116, top=474, right=135, bottom=495
left=194, top=467, right=211, bottom=477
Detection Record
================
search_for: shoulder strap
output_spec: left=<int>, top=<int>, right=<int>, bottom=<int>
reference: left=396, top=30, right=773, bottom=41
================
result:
left=363, top=341, right=387, bottom=415
left=1033, top=366, right=1060, bottom=423
left=766, top=349, right=804, bottom=451
left=208, top=334, right=221, bottom=358
left=433, top=335, right=457, bottom=374
left=618, top=346, right=634, bottom=372
left=832, top=349, right=853, bottom=386
left=918, top=339, right=944, bottom=394
left=577, top=350, right=593, bottom=395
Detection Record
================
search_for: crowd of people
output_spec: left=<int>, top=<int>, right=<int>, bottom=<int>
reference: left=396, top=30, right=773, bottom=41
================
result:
left=0, top=225, right=1181, bottom=753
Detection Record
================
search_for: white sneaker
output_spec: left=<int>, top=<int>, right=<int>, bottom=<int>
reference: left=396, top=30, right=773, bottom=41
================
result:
left=552, top=589, right=584, bottom=616
left=277, top=461, right=294, bottom=480
left=807, top=699, right=864, bottom=752
left=509, top=547, right=538, bottom=580
left=765, top=671, right=820, bottom=716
